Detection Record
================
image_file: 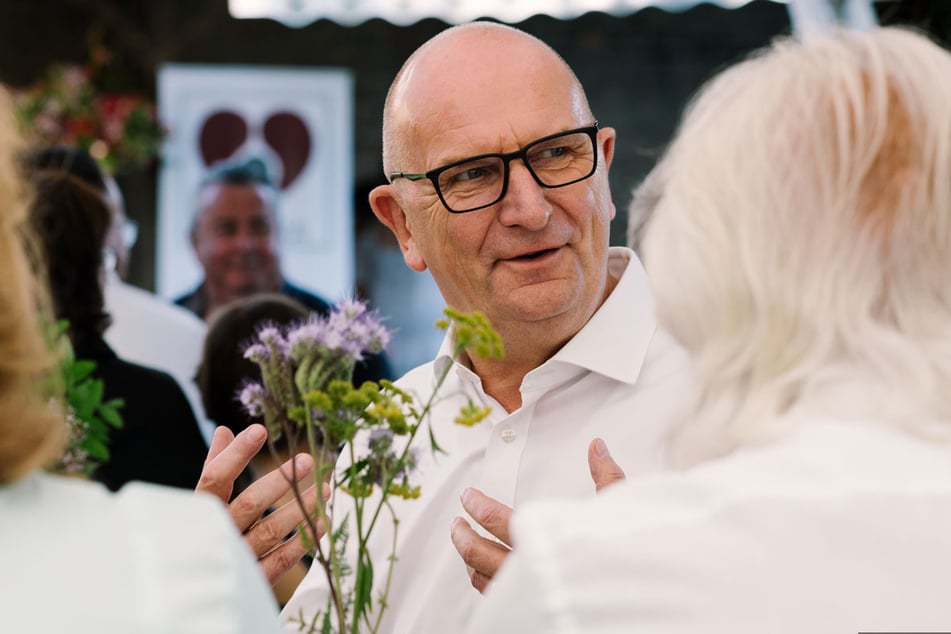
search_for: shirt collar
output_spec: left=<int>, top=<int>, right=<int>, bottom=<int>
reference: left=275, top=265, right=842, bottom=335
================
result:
left=432, top=247, right=656, bottom=386
left=550, top=247, right=656, bottom=385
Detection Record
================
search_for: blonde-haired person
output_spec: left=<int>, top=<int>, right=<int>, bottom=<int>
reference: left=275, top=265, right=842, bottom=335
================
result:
left=466, top=27, right=951, bottom=633
left=0, top=87, right=283, bottom=633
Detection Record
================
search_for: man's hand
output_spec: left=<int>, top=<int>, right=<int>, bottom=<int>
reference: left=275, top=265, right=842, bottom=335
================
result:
left=450, top=488, right=513, bottom=593
left=451, top=440, right=626, bottom=594
left=588, top=437, right=626, bottom=492
left=197, top=424, right=327, bottom=584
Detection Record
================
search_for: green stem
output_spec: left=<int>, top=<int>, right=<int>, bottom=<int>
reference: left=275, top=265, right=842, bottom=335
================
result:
left=349, top=439, right=365, bottom=634
left=304, top=405, right=348, bottom=633
left=369, top=498, right=399, bottom=634
left=362, top=356, right=454, bottom=539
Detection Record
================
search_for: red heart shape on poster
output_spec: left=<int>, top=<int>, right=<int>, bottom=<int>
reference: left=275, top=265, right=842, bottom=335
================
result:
left=263, top=111, right=313, bottom=189
left=198, top=111, right=247, bottom=167
left=197, top=110, right=314, bottom=190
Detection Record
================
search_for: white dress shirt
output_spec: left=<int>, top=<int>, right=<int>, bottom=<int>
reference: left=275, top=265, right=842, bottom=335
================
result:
left=468, top=418, right=951, bottom=634
left=1, top=472, right=282, bottom=633
left=281, top=247, right=694, bottom=633
left=104, top=276, right=214, bottom=444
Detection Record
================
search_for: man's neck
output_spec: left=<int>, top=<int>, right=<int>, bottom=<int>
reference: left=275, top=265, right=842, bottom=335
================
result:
left=467, top=260, right=623, bottom=413
left=468, top=343, right=558, bottom=413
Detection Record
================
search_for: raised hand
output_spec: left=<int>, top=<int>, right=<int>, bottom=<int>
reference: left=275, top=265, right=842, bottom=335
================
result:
left=197, top=424, right=327, bottom=584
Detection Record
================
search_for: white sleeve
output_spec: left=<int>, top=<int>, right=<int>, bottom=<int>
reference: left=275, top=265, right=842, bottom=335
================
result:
left=119, top=483, right=284, bottom=634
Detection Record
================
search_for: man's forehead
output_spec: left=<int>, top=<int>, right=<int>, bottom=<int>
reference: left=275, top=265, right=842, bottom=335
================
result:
left=199, top=182, right=275, bottom=212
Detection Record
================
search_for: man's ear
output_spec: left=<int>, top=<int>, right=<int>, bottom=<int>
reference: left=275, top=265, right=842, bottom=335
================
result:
left=598, top=127, right=618, bottom=221
left=369, top=184, right=427, bottom=272
left=599, top=126, right=617, bottom=170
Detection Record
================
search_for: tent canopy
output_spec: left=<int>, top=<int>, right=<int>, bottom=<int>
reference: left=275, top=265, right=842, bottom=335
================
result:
left=229, top=0, right=781, bottom=28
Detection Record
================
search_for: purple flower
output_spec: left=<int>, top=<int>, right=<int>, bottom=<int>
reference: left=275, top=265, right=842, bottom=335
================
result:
left=239, top=382, right=267, bottom=418
left=243, top=343, right=270, bottom=365
left=287, top=319, right=328, bottom=362
left=287, top=300, right=391, bottom=365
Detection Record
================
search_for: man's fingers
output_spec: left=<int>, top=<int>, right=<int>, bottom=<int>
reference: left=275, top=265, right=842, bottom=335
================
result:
left=229, top=453, right=315, bottom=533
left=258, top=530, right=313, bottom=585
left=204, top=426, right=234, bottom=465
left=243, top=482, right=323, bottom=558
left=465, top=564, right=494, bottom=595
left=196, top=424, right=268, bottom=502
left=588, top=437, right=626, bottom=493
left=450, top=517, right=511, bottom=594
left=460, top=487, right=513, bottom=546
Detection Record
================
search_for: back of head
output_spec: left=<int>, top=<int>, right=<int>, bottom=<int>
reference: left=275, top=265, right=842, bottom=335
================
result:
left=639, top=27, right=951, bottom=463
left=0, top=91, right=65, bottom=484
left=197, top=293, right=309, bottom=439
left=28, top=172, right=113, bottom=344
left=25, top=145, right=107, bottom=193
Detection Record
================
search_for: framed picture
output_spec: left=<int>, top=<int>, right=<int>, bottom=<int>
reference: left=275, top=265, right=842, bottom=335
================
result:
left=156, top=64, right=354, bottom=303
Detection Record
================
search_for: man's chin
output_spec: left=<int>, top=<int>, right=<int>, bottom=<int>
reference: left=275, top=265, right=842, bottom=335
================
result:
left=493, top=281, right=583, bottom=324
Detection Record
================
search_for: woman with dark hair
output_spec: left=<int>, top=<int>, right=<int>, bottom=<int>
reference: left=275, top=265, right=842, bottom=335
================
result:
left=28, top=170, right=209, bottom=491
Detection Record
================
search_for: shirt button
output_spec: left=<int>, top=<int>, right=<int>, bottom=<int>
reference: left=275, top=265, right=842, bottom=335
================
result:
left=500, top=428, right=516, bottom=443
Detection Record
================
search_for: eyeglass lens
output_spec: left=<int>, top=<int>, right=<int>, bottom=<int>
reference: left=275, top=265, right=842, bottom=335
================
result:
left=437, top=130, right=596, bottom=213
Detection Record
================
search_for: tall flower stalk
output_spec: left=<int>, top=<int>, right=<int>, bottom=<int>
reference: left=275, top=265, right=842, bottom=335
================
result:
left=241, top=300, right=502, bottom=633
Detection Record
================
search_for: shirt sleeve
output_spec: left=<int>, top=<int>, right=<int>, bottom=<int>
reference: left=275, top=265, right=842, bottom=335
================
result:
left=119, top=483, right=285, bottom=633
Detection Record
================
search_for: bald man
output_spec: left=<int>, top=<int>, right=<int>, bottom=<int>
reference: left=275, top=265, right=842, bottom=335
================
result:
left=279, top=22, right=692, bottom=632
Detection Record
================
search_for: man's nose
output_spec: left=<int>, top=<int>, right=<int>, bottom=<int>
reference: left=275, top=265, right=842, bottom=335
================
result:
left=232, top=229, right=261, bottom=250
left=496, top=160, right=552, bottom=230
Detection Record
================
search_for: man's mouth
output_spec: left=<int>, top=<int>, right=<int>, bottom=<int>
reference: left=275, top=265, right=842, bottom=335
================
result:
left=511, top=247, right=558, bottom=261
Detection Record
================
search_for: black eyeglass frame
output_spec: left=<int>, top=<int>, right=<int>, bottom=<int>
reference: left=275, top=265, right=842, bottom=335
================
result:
left=388, top=123, right=601, bottom=214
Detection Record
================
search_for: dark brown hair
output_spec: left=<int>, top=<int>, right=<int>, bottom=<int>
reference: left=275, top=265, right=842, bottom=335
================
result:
left=28, top=171, right=112, bottom=345
left=197, top=293, right=309, bottom=441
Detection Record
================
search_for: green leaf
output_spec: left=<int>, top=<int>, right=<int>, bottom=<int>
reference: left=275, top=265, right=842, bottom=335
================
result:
left=67, top=359, right=97, bottom=383
left=353, top=555, right=374, bottom=619
left=99, top=400, right=124, bottom=428
left=83, top=436, right=110, bottom=460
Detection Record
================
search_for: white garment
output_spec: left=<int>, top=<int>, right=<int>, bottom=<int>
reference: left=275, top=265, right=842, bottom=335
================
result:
left=468, top=418, right=951, bottom=634
left=104, top=277, right=214, bottom=444
left=281, top=247, right=694, bottom=633
left=1, top=472, right=282, bottom=633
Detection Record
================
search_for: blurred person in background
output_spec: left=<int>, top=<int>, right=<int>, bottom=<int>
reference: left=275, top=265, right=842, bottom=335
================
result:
left=176, top=157, right=394, bottom=388
left=27, top=167, right=208, bottom=491
left=27, top=145, right=213, bottom=445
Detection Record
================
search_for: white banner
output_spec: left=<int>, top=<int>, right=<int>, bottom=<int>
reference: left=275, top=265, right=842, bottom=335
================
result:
left=156, top=64, right=354, bottom=302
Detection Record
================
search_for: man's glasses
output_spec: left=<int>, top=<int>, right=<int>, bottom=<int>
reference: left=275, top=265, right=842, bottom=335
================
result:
left=389, top=124, right=600, bottom=214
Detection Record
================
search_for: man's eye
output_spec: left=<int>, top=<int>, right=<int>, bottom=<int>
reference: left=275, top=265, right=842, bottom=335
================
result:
left=454, top=167, right=487, bottom=182
left=537, top=146, right=568, bottom=159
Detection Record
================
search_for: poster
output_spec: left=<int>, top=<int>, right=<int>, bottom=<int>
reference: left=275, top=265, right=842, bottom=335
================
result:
left=156, top=64, right=354, bottom=303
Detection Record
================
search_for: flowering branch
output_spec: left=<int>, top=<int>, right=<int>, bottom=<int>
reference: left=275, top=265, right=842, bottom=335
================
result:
left=241, top=300, right=502, bottom=633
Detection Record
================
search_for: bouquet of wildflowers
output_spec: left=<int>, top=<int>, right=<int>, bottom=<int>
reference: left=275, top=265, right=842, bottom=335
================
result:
left=240, top=299, right=502, bottom=634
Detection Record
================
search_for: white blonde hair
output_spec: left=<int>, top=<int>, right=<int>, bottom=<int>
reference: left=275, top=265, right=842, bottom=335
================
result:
left=639, top=27, right=951, bottom=466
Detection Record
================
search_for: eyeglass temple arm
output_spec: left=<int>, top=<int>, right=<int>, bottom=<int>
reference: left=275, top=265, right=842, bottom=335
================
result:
left=388, top=172, right=428, bottom=182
